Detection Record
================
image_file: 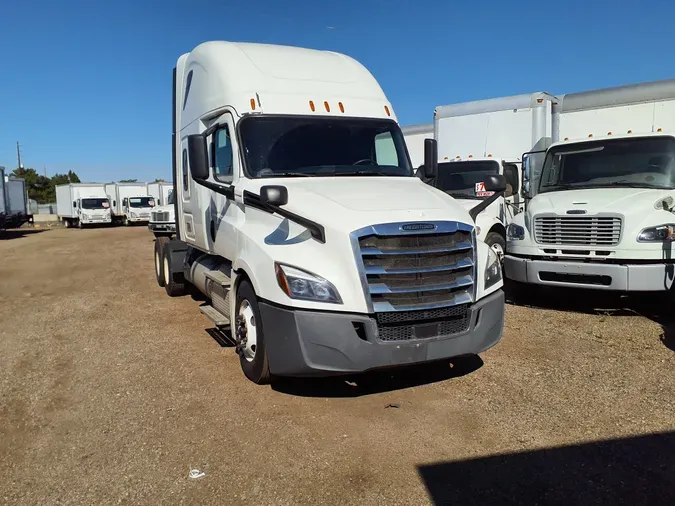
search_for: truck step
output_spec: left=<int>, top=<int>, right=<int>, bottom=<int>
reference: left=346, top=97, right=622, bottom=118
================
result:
left=199, top=305, right=230, bottom=327
left=205, top=270, right=231, bottom=287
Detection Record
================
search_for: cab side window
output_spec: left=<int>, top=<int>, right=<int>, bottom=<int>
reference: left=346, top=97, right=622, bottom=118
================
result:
left=214, top=126, right=233, bottom=183
left=503, top=164, right=519, bottom=198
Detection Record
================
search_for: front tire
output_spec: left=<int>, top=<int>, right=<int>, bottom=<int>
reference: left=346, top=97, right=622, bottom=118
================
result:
left=485, top=231, right=506, bottom=264
left=236, top=280, right=271, bottom=385
left=154, top=236, right=170, bottom=287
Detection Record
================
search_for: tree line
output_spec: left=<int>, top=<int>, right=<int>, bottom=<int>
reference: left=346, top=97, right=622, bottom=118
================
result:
left=8, top=168, right=166, bottom=204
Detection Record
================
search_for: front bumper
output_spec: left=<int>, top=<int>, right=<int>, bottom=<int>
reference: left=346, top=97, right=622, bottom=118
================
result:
left=128, top=216, right=150, bottom=223
left=505, top=255, right=675, bottom=291
left=81, top=218, right=111, bottom=224
left=261, top=289, right=505, bottom=377
left=148, top=222, right=176, bottom=233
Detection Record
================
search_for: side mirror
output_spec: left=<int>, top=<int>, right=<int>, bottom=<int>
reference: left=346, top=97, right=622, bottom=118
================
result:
left=483, top=174, right=507, bottom=193
left=423, top=138, right=438, bottom=179
left=72, top=201, right=76, bottom=208
left=521, top=155, right=532, bottom=199
left=260, top=185, right=288, bottom=206
left=187, top=134, right=209, bottom=180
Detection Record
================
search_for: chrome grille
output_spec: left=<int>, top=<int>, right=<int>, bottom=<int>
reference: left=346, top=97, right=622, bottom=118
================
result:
left=534, top=215, right=622, bottom=246
left=152, top=211, right=171, bottom=222
left=353, top=222, right=475, bottom=315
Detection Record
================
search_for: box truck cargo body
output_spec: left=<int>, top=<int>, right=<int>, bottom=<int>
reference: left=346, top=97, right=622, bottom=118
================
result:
left=402, top=123, right=434, bottom=169
left=154, top=40, right=507, bottom=385
left=1, top=172, right=31, bottom=229
left=0, top=168, right=6, bottom=229
left=506, top=78, right=675, bottom=292
left=56, top=183, right=112, bottom=228
left=105, top=183, right=155, bottom=225
left=147, top=182, right=173, bottom=206
left=431, top=93, right=556, bottom=260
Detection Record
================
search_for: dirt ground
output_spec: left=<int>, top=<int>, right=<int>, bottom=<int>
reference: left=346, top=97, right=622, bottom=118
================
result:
left=1, top=227, right=674, bottom=505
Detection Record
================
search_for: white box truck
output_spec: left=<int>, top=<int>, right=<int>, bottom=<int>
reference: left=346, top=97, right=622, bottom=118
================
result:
left=147, top=181, right=173, bottom=206
left=4, top=176, right=31, bottom=228
left=148, top=188, right=176, bottom=237
left=105, top=182, right=155, bottom=225
left=506, top=78, right=675, bottom=293
left=402, top=123, right=434, bottom=169
left=56, top=183, right=112, bottom=228
left=430, top=93, right=556, bottom=261
left=154, top=41, right=507, bottom=384
left=0, top=167, right=7, bottom=230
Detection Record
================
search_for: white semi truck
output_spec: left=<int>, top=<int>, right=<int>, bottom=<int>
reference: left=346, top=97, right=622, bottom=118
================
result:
left=56, top=183, right=112, bottom=228
left=431, top=93, right=556, bottom=260
left=154, top=41, right=507, bottom=384
left=147, top=181, right=173, bottom=206
left=105, top=182, right=155, bottom=225
left=402, top=123, right=434, bottom=169
left=148, top=188, right=176, bottom=237
left=506, top=78, right=675, bottom=293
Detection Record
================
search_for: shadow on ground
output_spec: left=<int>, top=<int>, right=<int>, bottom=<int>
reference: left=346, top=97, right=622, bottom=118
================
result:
left=205, top=327, right=235, bottom=348
left=418, top=431, right=675, bottom=505
left=272, top=355, right=483, bottom=398
left=0, top=228, right=44, bottom=240
left=505, top=282, right=675, bottom=352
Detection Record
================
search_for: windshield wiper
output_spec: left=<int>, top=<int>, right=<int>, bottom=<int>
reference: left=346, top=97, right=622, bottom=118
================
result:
left=604, top=181, right=673, bottom=189
left=260, top=171, right=312, bottom=178
left=445, top=191, right=482, bottom=200
left=330, top=170, right=390, bottom=177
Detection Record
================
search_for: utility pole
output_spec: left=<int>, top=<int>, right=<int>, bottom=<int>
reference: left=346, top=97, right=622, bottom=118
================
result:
left=16, top=141, right=23, bottom=169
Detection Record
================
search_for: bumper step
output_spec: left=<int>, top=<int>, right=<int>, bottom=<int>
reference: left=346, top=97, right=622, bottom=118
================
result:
left=200, top=305, right=230, bottom=327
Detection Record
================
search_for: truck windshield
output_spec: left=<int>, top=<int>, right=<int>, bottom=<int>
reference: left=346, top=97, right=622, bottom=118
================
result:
left=435, top=161, right=500, bottom=200
left=239, top=116, right=412, bottom=178
left=81, top=198, right=109, bottom=209
left=167, top=190, right=174, bottom=205
left=539, top=136, right=675, bottom=193
left=129, top=197, right=155, bottom=208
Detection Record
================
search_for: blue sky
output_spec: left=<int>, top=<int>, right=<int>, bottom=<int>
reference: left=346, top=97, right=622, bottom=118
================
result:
left=1, top=0, right=674, bottom=183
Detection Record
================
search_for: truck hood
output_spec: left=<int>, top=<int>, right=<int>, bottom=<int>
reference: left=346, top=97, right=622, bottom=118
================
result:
left=529, top=188, right=674, bottom=216
left=246, top=176, right=474, bottom=230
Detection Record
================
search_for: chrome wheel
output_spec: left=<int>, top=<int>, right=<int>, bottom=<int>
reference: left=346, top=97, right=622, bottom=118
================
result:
left=237, top=300, right=257, bottom=363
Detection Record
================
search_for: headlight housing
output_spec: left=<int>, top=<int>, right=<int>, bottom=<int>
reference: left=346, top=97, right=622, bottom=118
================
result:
left=484, top=247, right=502, bottom=289
left=637, top=224, right=675, bottom=242
left=131, top=212, right=138, bottom=218
left=275, top=263, right=342, bottom=304
left=506, top=223, right=525, bottom=240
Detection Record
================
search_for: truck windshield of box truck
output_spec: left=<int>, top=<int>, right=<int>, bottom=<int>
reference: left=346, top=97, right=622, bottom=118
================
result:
left=129, top=197, right=156, bottom=208
left=539, top=136, right=675, bottom=193
left=236, top=116, right=412, bottom=179
left=81, top=198, right=109, bottom=209
left=435, top=161, right=501, bottom=200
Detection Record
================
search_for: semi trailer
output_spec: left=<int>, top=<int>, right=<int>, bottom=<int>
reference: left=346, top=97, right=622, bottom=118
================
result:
left=402, top=123, right=434, bottom=169
left=155, top=41, right=506, bottom=384
left=105, top=182, right=155, bottom=225
left=430, top=93, right=556, bottom=260
left=506, top=78, right=675, bottom=293
left=56, top=183, right=112, bottom=228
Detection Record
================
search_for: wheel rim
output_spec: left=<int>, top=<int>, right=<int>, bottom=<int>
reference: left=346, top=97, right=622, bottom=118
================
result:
left=164, top=257, right=170, bottom=285
left=155, top=251, right=161, bottom=278
left=238, top=300, right=257, bottom=362
left=491, top=242, right=505, bottom=263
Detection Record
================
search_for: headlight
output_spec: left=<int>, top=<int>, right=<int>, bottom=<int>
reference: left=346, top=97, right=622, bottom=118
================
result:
left=506, top=223, right=525, bottom=240
left=81, top=214, right=88, bottom=220
left=131, top=212, right=138, bottom=218
left=275, top=263, right=342, bottom=304
left=637, top=224, right=675, bottom=242
left=484, top=247, right=502, bottom=289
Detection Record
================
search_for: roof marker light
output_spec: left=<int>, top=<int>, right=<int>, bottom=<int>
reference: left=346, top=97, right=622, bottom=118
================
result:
left=456, top=155, right=461, bottom=159
left=250, top=98, right=256, bottom=110
left=627, top=129, right=632, bottom=134
left=384, top=105, right=391, bottom=116
left=607, top=131, right=612, bottom=135
left=309, top=100, right=315, bottom=112
left=324, top=101, right=330, bottom=112
left=468, top=154, right=473, bottom=158
left=657, top=128, right=663, bottom=132
left=588, top=134, right=593, bottom=138
left=487, top=153, right=493, bottom=158
left=536, top=98, right=543, bottom=103
left=443, top=156, right=449, bottom=160
left=338, top=102, right=345, bottom=113
left=564, top=137, right=569, bottom=141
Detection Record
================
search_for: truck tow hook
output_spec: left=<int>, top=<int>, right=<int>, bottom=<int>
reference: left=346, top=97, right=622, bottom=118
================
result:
left=235, top=315, right=247, bottom=355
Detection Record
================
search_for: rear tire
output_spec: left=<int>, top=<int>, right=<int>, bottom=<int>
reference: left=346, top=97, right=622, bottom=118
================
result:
left=154, top=236, right=170, bottom=287
left=236, top=280, right=271, bottom=385
left=162, top=242, right=186, bottom=297
left=64, top=219, right=70, bottom=229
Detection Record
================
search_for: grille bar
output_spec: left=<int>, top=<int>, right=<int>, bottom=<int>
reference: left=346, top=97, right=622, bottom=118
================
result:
left=534, top=215, right=622, bottom=246
left=360, top=242, right=473, bottom=256
left=364, top=257, right=474, bottom=275
left=369, top=275, right=473, bottom=294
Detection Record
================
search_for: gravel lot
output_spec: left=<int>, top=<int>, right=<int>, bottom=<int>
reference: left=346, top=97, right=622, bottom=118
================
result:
left=1, top=227, right=674, bottom=505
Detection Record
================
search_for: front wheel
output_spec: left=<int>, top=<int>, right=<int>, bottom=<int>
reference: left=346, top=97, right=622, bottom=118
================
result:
left=235, top=280, right=271, bottom=385
left=485, top=232, right=506, bottom=265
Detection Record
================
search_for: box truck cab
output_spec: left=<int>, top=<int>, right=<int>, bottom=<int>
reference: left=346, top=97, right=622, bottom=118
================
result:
left=56, top=183, right=112, bottom=228
left=506, top=79, right=675, bottom=292
left=430, top=93, right=556, bottom=261
left=148, top=189, right=176, bottom=237
left=157, top=41, right=506, bottom=384
left=105, top=183, right=155, bottom=225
